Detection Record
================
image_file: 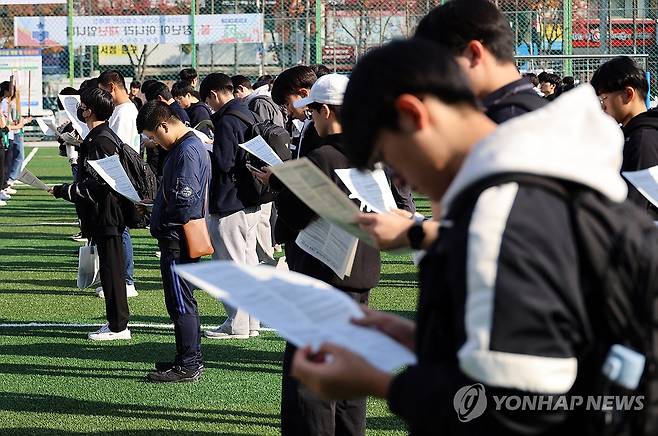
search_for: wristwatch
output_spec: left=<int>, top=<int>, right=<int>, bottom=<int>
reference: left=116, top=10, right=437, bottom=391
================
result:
left=407, top=216, right=426, bottom=250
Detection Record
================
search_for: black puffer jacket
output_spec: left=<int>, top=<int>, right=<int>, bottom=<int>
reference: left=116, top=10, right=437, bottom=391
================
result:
left=275, top=134, right=381, bottom=291
left=53, top=123, right=125, bottom=238
left=621, top=109, right=658, bottom=219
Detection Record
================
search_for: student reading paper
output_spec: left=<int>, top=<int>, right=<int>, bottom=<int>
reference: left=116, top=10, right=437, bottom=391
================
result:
left=260, top=73, right=381, bottom=436
left=50, top=87, right=131, bottom=342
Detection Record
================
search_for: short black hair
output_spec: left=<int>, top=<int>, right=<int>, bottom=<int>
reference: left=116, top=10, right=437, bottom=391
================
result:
left=130, top=80, right=141, bottom=89
left=199, top=73, right=233, bottom=102
left=171, top=81, right=196, bottom=98
left=540, top=73, right=561, bottom=86
left=141, top=79, right=158, bottom=94
left=0, top=81, right=11, bottom=97
left=253, top=74, right=275, bottom=90
left=310, top=64, right=332, bottom=78
left=79, top=78, right=98, bottom=93
left=342, top=39, right=477, bottom=169
left=179, top=68, right=198, bottom=83
left=231, top=75, right=253, bottom=91
left=98, top=70, right=127, bottom=91
left=271, top=66, right=317, bottom=105
left=144, top=81, right=173, bottom=102
left=57, top=86, right=79, bottom=110
left=136, top=100, right=181, bottom=133
left=414, top=0, right=515, bottom=64
left=80, top=87, right=115, bottom=121
left=537, top=71, right=550, bottom=83
left=590, top=56, right=648, bottom=100
left=523, top=73, right=539, bottom=87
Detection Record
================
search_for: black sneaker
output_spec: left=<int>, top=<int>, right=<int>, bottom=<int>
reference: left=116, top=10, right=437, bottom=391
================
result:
left=155, top=361, right=205, bottom=372
left=147, top=365, right=202, bottom=383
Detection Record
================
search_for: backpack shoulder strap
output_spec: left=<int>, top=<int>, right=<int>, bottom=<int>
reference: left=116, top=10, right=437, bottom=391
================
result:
left=447, top=172, right=571, bottom=219
left=223, top=109, right=259, bottom=127
left=486, top=92, right=548, bottom=115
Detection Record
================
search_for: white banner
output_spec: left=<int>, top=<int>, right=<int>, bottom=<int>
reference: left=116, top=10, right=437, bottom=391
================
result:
left=0, top=49, right=43, bottom=115
left=15, top=14, right=264, bottom=47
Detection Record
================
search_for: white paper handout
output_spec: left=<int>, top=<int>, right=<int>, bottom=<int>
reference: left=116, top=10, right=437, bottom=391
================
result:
left=335, top=168, right=397, bottom=214
left=18, top=168, right=50, bottom=191
left=270, top=158, right=373, bottom=243
left=87, top=155, right=142, bottom=204
left=36, top=117, right=58, bottom=136
left=296, top=218, right=359, bottom=279
left=238, top=135, right=284, bottom=167
left=175, top=261, right=417, bottom=372
left=623, top=166, right=658, bottom=209
left=58, top=94, right=89, bottom=138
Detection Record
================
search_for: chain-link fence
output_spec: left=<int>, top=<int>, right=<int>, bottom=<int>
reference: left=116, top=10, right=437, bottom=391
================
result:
left=2, top=1, right=658, bottom=115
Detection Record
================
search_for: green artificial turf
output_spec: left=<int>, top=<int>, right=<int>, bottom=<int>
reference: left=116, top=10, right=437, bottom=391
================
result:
left=0, top=147, right=425, bottom=435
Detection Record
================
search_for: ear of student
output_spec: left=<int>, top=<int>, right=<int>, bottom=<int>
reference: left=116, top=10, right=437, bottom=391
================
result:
left=395, top=94, right=429, bottom=132
left=464, top=40, right=485, bottom=67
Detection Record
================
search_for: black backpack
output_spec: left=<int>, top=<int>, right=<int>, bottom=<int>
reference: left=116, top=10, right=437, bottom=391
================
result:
left=96, top=130, right=157, bottom=229
left=452, top=172, right=658, bottom=435
left=224, top=110, right=292, bottom=206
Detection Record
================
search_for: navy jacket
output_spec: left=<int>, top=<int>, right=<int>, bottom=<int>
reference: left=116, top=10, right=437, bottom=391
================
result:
left=170, top=101, right=191, bottom=126
left=209, top=98, right=258, bottom=217
left=150, top=131, right=211, bottom=242
left=186, top=102, right=213, bottom=136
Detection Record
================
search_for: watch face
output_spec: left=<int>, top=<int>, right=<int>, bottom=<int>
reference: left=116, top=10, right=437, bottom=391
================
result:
left=408, top=223, right=425, bottom=249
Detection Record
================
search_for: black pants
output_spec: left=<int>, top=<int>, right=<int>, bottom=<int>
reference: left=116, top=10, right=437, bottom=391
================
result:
left=159, top=239, right=202, bottom=369
left=95, top=234, right=129, bottom=332
left=281, top=290, right=369, bottom=436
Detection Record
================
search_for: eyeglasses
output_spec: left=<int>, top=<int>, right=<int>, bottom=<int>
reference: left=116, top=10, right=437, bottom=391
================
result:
left=599, top=95, right=609, bottom=107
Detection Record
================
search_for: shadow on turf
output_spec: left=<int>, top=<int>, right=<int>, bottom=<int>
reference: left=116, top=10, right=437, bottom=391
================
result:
left=0, top=393, right=279, bottom=430
left=0, top=430, right=256, bottom=436
left=0, top=340, right=283, bottom=375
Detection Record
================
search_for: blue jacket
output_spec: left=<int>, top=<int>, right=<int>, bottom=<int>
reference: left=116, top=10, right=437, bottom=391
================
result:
left=209, top=98, right=257, bottom=217
left=150, top=131, right=211, bottom=242
left=170, top=101, right=191, bottom=126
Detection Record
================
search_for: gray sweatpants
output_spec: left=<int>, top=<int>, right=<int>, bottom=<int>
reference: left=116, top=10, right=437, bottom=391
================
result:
left=207, top=207, right=261, bottom=334
left=256, top=202, right=275, bottom=264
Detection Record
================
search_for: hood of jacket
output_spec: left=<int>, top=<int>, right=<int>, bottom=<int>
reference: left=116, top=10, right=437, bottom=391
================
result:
left=442, top=85, right=627, bottom=214
left=622, top=108, right=658, bottom=136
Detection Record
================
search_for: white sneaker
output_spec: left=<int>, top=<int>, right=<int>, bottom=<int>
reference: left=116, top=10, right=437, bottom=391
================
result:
left=0, top=200, right=6, bottom=207
left=126, top=283, right=138, bottom=297
left=0, top=192, right=11, bottom=200
left=204, top=323, right=250, bottom=339
left=95, top=284, right=138, bottom=299
left=4, top=187, right=16, bottom=195
left=88, top=323, right=131, bottom=341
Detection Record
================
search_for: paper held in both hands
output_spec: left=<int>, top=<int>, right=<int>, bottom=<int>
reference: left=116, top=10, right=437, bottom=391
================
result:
left=87, top=155, right=144, bottom=204
left=58, top=95, right=89, bottom=139
left=175, top=261, right=417, bottom=372
left=18, top=168, right=50, bottom=191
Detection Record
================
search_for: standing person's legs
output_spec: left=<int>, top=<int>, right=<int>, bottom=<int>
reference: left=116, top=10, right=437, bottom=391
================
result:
left=281, top=290, right=369, bottom=436
left=158, top=240, right=202, bottom=369
left=256, top=202, right=275, bottom=264
left=244, top=206, right=261, bottom=332
left=207, top=211, right=251, bottom=336
left=122, top=227, right=135, bottom=287
left=95, top=235, right=129, bottom=333
left=7, top=134, right=24, bottom=182
left=334, top=291, right=369, bottom=436
left=281, top=341, right=336, bottom=436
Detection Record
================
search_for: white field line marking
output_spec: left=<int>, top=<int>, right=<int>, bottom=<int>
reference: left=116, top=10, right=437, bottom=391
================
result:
left=0, top=322, right=276, bottom=332
left=20, top=148, right=39, bottom=171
